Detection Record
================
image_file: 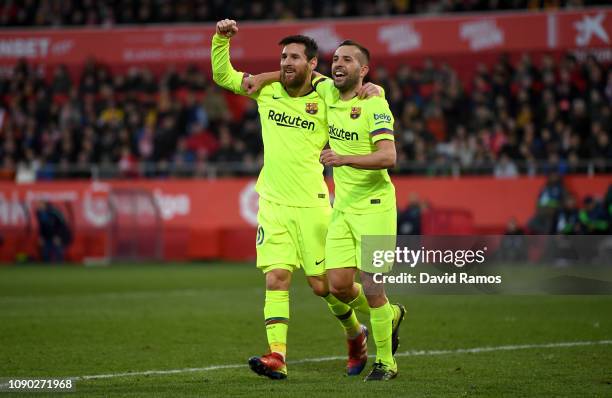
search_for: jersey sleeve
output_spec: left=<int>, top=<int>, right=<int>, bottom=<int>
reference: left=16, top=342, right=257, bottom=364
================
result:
left=312, top=75, right=337, bottom=103
left=367, top=97, right=395, bottom=143
left=211, top=34, right=258, bottom=99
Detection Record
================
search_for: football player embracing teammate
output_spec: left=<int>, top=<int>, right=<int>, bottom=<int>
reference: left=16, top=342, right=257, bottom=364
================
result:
left=248, top=40, right=406, bottom=381
left=211, top=20, right=382, bottom=380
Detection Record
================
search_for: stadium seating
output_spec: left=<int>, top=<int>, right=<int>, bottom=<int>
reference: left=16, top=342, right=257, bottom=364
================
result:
left=1, top=1, right=607, bottom=27
left=0, top=51, right=609, bottom=180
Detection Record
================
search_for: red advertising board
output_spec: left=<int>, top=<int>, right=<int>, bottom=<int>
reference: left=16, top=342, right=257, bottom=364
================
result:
left=0, top=176, right=610, bottom=263
left=0, top=9, right=610, bottom=74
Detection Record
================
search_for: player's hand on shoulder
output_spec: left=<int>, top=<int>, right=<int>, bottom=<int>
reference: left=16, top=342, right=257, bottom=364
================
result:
left=358, top=82, right=382, bottom=99
left=241, top=74, right=254, bottom=93
left=216, top=19, right=239, bottom=38
left=320, top=149, right=345, bottom=167
left=242, top=74, right=264, bottom=95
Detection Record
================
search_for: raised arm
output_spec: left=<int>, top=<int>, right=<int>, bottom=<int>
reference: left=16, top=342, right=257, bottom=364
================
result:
left=211, top=19, right=253, bottom=96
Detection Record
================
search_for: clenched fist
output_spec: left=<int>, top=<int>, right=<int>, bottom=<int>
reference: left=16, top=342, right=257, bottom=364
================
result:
left=216, top=19, right=239, bottom=38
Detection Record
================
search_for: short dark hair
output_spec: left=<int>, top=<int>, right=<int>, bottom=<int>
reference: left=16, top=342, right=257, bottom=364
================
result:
left=278, top=35, right=318, bottom=61
left=338, top=40, right=370, bottom=65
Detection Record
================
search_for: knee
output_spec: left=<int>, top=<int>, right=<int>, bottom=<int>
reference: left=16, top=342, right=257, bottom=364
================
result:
left=329, top=281, right=354, bottom=299
left=308, top=277, right=329, bottom=297
left=310, top=284, right=329, bottom=297
left=265, top=270, right=291, bottom=290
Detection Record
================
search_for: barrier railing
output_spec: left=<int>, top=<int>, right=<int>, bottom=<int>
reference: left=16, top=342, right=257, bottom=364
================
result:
left=4, top=159, right=612, bottom=182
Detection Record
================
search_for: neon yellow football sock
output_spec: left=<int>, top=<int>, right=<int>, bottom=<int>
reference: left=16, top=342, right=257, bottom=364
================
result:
left=323, top=293, right=362, bottom=339
left=264, top=290, right=289, bottom=360
left=370, top=301, right=395, bottom=369
left=348, top=283, right=370, bottom=315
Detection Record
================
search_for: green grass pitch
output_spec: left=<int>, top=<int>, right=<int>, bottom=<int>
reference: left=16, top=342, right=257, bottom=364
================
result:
left=1, top=263, right=611, bottom=397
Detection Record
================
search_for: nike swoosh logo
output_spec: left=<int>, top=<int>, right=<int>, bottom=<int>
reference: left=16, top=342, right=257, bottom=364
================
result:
left=315, top=259, right=325, bottom=265
left=272, top=95, right=282, bottom=99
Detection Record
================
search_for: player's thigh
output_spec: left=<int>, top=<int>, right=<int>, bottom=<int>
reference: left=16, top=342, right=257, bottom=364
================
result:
left=256, top=199, right=299, bottom=273
left=347, top=208, right=397, bottom=271
left=325, top=209, right=358, bottom=270
left=294, top=205, right=331, bottom=277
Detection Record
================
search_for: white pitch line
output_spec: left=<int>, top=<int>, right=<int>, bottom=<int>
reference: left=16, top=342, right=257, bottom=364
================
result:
left=72, top=339, right=612, bottom=381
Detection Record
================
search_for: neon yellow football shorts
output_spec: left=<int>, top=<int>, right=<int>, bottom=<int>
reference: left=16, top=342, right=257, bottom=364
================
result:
left=326, top=207, right=397, bottom=271
left=256, top=198, right=331, bottom=276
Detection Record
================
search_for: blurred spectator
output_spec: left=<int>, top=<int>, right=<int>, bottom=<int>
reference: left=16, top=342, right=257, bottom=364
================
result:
left=579, top=196, right=609, bottom=234
left=494, top=153, right=518, bottom=178
left=35, top=201, right=72, bottom=263
left=551, top=196, right=581, bottom=234
left=171, top=138, right=196, bottom=177
left=185, top=124, right=219, bottom=156
left=202, top=85, right=230, bottom=123
left=529, top=173, right=568, bottom=233
left=605, top=185, right=612, bottom=219
left=498, top=217, right=527, bottom=263
left=0, top=158, right=15, bottom=180
left=537, top=173, right=567, bottom=209
left=51, top=65, right=72, bottom=94
left=118, top=146, right=138, bottom=178
left=398, top=193, right=424, bottom=235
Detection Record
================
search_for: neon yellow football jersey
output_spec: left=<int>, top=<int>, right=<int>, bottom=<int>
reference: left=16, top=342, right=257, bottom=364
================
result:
left=211, top=34, right=330, bottom=207
left=313, top=77, right=396, bottom=214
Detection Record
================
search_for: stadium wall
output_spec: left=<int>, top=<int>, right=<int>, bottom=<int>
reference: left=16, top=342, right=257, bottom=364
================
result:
left=1, top=8, right=610, bottom=80
left=0, top=175, right=610, bottom=263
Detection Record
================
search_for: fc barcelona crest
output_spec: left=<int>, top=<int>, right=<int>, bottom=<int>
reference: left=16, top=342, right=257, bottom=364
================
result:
left=350, top=107, right=361, bottom=119
left=305, top=103, right=318, bottom=115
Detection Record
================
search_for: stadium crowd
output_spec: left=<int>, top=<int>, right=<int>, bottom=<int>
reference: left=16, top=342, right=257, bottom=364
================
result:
left=0, top=0, right=606, bottom=27
left=534, top=175, right=611, bottom=235
left=0, top=51, right=610, bottom=180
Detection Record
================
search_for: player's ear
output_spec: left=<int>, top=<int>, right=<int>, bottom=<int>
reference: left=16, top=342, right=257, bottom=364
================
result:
left=309, top=57, right=318, bottom=70
left=360, top=64, right=369, bottom=79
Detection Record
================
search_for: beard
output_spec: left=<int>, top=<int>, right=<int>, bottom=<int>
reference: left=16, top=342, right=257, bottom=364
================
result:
left=281, top=68, right=308, bottom=89
left=333, top=71, right=360, bottom=93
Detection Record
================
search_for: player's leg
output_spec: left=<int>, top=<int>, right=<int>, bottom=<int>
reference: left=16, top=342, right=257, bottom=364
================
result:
left=307, top=207, right=360, bottom=326
left=323, top=209, right=369, bottom=375
left=351, top=208, right=406, bottom=381
left=325, top=210, right=369, bottom=317
left=325, top=267, right=365, bottom=337
left=327, top=267, right=370, bottom=315
left=250, top=199, right=299, bottom=380
left=296, top=205, right=361, bottom=336
left=304, top=269, right=370, bottom=378
left=306, top=272, right=363, bottom=340
left=294, top=204, right=346, bottom=308
left=360, top=271, right=397, bottom=380
left=264, top=268, right=292, bottom=360
left=249, top=266, right=293, bottom=380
